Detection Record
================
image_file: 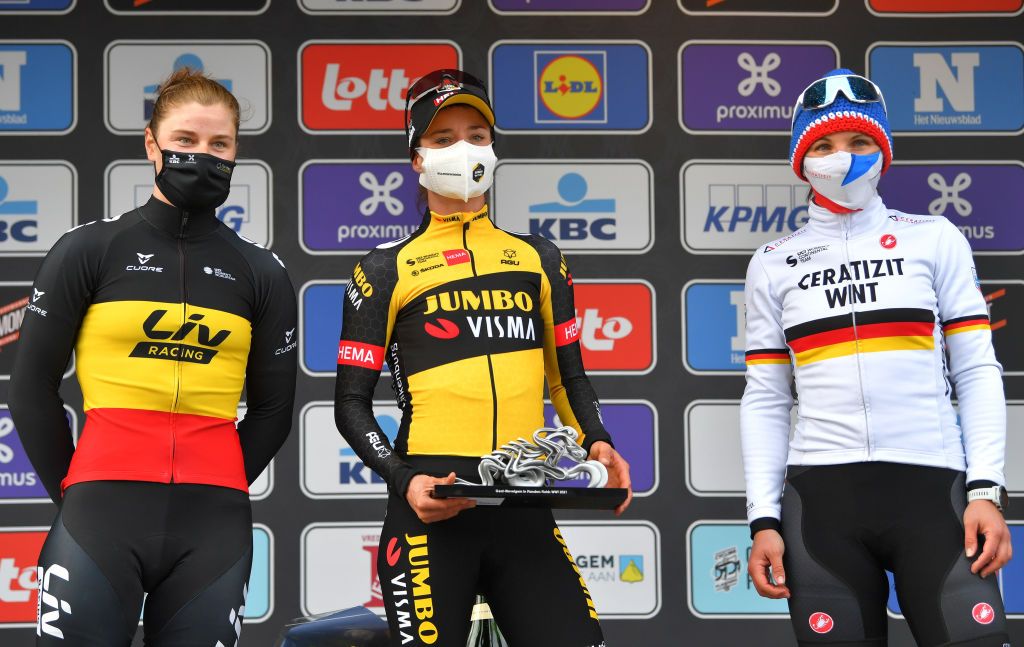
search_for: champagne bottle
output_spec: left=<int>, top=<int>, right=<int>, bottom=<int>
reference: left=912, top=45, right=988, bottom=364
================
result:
left=466, top=596, right=508, bottom=647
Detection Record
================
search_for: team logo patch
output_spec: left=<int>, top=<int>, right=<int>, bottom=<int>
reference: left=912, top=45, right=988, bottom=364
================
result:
left=880, top=233, right=897, bottom=249
left=972, top=602, right=995, bottom=625
left=809, top=612, right=834, bottom=634
left=443, top=249, right=470, bottom=265
left=424, top=318, right=460, bottom=339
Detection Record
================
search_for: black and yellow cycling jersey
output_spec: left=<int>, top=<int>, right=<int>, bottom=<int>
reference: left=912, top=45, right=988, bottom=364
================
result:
left=334, top=205, right=611, bottom=495
left=10, top=197, right=297, bottom=501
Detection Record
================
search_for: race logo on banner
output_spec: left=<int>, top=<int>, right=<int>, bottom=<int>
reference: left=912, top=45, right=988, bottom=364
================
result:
left=490, top=41, right=651, bottom=132
left=0, top=0, right=74, bottom=13
left=0, top=162, right=76, bottom=256
left=687, top=522, right=788, bottom=617
left=493, top=160, right=653, bottom=253
left=490, top=0, right=650, bottom=13
left=104, top=41, right=270, bottom=134
left=302, top=523, right=386, bottom=617
left=0, top=406, right=76, bottom=503
left=679, top=0, right=838, bottom=14
left=300, top=161, right=422, bottom=253
left=300, top=281, right=346, bottom=377
left=682, top=281, right=746, bottom=374
left=0, top=527, right=47, bottom=627
left=559, top=521, right=660, bottom=619
left=679, top=41, right=839, bottom=133
left=299, top=41, right=460, bottom=133
left=245, top=525, right=273, bottom=622
left=981, top=280, right=1023, bottom=376
left=681, top=160, right=808, bottom=254
left=572, top=281, right=654, bottom=374
left=301, top=401, right=401, bottom=499
left=104, top=0, right=269, bottom=13
left=879, top=162, right=1024, bottom=254
left=0, top=42, right=74, bottom=134
left=106, top=160, right=272, bottom=247
left=868, top=43, right=1024, bottom=134
left=300, top=0, right=459, bottom=13
left=867, top=0, right=1023, bottom=15
left=542, top=401, right=658, bottom=495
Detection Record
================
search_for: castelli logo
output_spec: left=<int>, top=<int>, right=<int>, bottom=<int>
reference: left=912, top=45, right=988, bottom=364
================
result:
left=424, top=318, right=460, bottom=339
left=809, top=612, right=834, bottom=634
left=385, top=537, right=402, bottom=567
left=972, top=602, right=995, bottom=625
left=880, top=233, right=897, bottom=249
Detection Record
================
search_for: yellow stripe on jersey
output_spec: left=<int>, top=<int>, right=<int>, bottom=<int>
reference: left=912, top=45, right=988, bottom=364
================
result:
left=794, top=335, right=934, bottom=366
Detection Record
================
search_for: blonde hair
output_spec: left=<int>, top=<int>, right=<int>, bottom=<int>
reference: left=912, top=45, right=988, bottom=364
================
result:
left=147, top=66, right=240, bottom=137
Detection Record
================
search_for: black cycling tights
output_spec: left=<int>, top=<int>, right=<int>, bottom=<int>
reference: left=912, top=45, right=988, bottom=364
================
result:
left=36, top=481, right=252, bottom=646
left=782, top=462, right=1009, bottom=646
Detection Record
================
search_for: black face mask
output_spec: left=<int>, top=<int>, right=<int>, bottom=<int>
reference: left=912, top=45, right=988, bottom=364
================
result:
left=154, top=149, right=235, bottom=212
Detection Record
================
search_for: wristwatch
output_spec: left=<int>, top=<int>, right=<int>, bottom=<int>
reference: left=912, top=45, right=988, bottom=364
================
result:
left=967, top=485, right=1009, bottom=512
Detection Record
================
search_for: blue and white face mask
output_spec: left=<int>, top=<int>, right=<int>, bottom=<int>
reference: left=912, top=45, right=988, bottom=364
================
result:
left=803, top=150, right=883, bottom=211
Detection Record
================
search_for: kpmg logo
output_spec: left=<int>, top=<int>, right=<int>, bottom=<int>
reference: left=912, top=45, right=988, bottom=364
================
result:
left=0, top=0, right=74, bottom=13
left=491, top=0, right=649, bottom=12
left=868, top=43, right=1024, bottom=134
left=879, top=162, right=1024, bottom=254
left=0, top=163, right=76, bottom=256
left=682, top=281, right=746, bottom=374
left=490, top=41, right=651, bottom=133
left=681, top=160, right=809, bottom=254
left=0, top=406, right=76, bottom=503
left=302, top=523, right=386, bottom=617
left=687, top=522, right=788, bottom=617
left=492, top=160, right=653, bottom=253
left=543, top=400, right=658, bottom=496
left=679, top=41, right=838, bottom=133
left=0, top=42, right=75, bottom=133
left=105, top=160, right=272, bottom=247
left=300, top=161, right=422, bottom=254
left=105, top=41, right=271, bottom=134
left=679, top=0, right=838, bottom=14
left=245, top=525, right=273, bottom=622
left=300, top=401, right=401, bottom=499
left=866, top=0, right=1023, bottom=16
left=300, top=0, right=459, bottom=13
left=105, top=0, right=269, bottom=13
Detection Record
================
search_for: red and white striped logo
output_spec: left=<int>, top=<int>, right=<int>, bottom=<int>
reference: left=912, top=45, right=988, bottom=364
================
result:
left=809, top=612, right=834, bottom=634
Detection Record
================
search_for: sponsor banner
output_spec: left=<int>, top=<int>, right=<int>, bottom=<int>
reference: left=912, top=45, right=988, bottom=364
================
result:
left=559, top=521, right=660, bottom=619
left=679, top=0, right=838, bottom=15
left=300, top=281, right=346, bottom=377
left=492, top=160, right=654, bottom=254
left=490, top=0, right=650, bottom=13
left=105, top=41, right=271, bottom=135
left=298, top=41, right=460, bottom=134
left=679, top=41, right=839, bottom=134
left=1008, top=402, right=1024, bottom=496
left=0, top=0, right=74, bottom=13
left=867, top=43, right=1024, bottom=135
left=572, top=280, right=655, bottom=375
left=0, top=526, right=48, bottom=627
left=300, top=0, right=459, bottom=13
left=106, top=159, right=273, bottom=247
left=300, top=160, right=422, bottom=254
left=543, top=400, right=658, bottom=496
left=300, top=401, right=401, bottom=499
left=104, top=0, right=270, bottom=13
left=489, top=41, right=652, bottom=133
left=680, top=160, right=808, bottom=254
left=878, top=162, right=1024, bottom=255
left=0, top=41, right=75, bottom=134
left=0, top=406, right=76, bottom=503
left=682, top=280, right=746, bottom=375
left=245, top=525, right=273, bottom=622
left=982, top=280, right=1023, bottom=376
left=687, top=521, right=789, bottom=617
left=0, top=283, right=74, bottom=380
left=301, top=522, right=386, bottom=617
left=0, top=162, right=76, bottom=256
left=867, top=0, right=1023, bottom=16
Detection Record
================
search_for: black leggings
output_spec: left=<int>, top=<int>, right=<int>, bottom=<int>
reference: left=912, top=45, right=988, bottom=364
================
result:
left=782, top=462, right=1009, bottom=647
left=36, top=481, right=252, bottom=646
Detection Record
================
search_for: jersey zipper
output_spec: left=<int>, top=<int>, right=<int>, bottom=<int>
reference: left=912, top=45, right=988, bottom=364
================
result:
left=841, top=215, right=873, bottom=459
left=170, top=210, right=190, bottom=482
left=463, top=220, right=500, bottom=451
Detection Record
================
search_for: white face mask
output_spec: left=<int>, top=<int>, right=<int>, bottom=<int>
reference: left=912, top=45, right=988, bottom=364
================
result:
left=417, top=140, right=497, bottom=202
left=803, top=150, right=883, bottom=211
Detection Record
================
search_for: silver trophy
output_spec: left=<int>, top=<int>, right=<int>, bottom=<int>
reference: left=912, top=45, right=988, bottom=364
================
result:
left=455, top=426, right=608, bottom=489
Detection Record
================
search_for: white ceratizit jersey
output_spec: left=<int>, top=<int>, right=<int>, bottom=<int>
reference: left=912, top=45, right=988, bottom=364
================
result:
left=740, top=195, right=1006, bottom=524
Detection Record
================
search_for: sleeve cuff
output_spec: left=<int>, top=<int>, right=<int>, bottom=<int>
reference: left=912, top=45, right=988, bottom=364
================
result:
left=749, top=517, right=782, bottom=539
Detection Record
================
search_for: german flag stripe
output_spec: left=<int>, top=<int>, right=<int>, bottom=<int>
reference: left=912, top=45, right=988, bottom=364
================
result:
left=745, top=348, right=791, bottom=365
left=784, top=307, right=934, bottom=342
left=794, top=335, right=935, bottom=366
left=942, top=314, right=991, bottom=336
left=788, top=321, right=934, bottom=354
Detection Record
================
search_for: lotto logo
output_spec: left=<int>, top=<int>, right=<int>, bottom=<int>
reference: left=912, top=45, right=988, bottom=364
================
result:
left=299, top=41, right=460, bottom=133
left=0, top=528, right=47, bottom=625
left=571, top=281, right=654, bottom=374
left=866, top=0, right=1023, bottom=15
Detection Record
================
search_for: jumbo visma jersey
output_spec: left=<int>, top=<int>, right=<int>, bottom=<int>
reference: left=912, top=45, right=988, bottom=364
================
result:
left=334, top=206, right=611, bottom=495
left=10, top=198, right=297, bottom=501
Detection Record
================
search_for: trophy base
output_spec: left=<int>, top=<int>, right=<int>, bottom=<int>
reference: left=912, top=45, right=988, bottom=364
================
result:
left=433, top=485, right=627, bottom=510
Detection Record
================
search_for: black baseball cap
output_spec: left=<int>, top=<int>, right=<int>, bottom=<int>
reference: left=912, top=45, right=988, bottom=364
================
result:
left=404, top=69, right=495, bottom=153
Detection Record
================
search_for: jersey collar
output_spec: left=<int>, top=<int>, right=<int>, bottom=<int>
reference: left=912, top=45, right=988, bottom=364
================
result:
left=138, top=195, right=221, bottom=238
left=425, top=204, right=491, bottom=228
left=805, top=194, right=888, bottom=239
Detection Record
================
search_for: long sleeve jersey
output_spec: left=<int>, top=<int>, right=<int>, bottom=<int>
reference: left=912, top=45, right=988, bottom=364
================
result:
left=9, top=197, right=297, bottom=502
left=334, top=205, right=612, bottom=496
left=740, top=195, right=1005, bottom=527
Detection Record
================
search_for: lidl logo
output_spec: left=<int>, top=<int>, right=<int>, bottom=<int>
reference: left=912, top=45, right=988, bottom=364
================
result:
left=490, top=41, right=650, bottom=132
left=0, top=1, right=74, bottom=13
left=687, top=522, right=788, bottom=617
left=867, top=43, right=1024, bottom=134
left=300, top=0, right=459, bottom=13
left=572, top=281, right=655, bottom=374
left=491, top=0, right=649, bottom=12
left=867, top=0, right=1023, bottom=15
left=678, top=0, right=838, bottom=14
left=0, top=163, right=77, bottom=256
left=682, top=281, right=746, bottom=374
left=0, top=42, right=75, bottom=134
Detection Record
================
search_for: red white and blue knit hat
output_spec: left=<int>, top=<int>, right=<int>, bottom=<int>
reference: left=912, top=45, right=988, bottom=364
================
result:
left=789, top=68, right=893, bottom=181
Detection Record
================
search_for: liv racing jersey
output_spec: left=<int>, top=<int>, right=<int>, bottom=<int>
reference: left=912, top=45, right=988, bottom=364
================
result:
left=334, top=205, right=611, bottom=496
left=10, top=197, right=297, bottom=501
left=740, top=196, right=1005, bottom=527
